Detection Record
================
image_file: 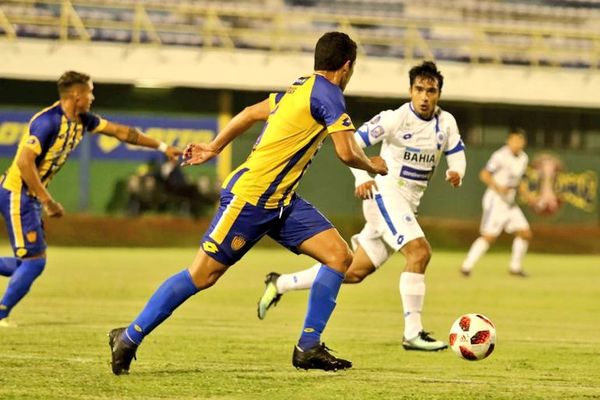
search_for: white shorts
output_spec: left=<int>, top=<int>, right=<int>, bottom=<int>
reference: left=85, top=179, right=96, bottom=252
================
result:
left=351, top=192, right=424, bottom=268
left=480, top=191, right=530, bottom=237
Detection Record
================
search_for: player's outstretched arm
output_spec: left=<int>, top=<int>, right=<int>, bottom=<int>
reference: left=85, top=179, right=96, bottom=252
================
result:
left=98, top=122, right=182, bottom=161
left=182, top=98, right=270, bottom=166
left=330, top=130, right=388, bottom=176
left=16, top=147, right=64, bottom=217
left=479, top=168, right=509, bottom=194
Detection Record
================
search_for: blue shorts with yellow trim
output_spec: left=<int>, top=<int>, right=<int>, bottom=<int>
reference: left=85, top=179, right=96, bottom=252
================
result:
left=201, top=190, right=333, bottom=266
left=0, top=186, right=47, bottom=258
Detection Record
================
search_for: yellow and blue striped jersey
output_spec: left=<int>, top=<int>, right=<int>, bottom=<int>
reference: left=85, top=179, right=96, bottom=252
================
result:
left=2, top=101, right=107, bottom=192
left=222, top=74, right=355, bottom=209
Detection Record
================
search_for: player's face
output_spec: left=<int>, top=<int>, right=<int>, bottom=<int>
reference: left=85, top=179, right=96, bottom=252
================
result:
left=507, top=134, right=526, bottom=155
left=339, top=61, right=354, bottom=92
left=409, top=76, right=440, bottom=119
left=73, top=81, right=95, bottom=113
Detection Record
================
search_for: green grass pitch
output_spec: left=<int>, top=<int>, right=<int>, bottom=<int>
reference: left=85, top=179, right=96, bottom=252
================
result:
left=0, top=246, right=599, bottom=399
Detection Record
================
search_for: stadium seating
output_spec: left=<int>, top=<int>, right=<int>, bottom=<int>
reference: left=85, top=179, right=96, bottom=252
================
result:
left=1, top=0, right=599, bottom=67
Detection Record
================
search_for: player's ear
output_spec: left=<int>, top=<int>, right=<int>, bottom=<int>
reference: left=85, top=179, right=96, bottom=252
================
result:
left=342, top=60, right=352, bottom=73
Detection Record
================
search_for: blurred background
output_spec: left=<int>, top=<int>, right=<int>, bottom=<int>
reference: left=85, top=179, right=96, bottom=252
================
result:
left=0, top=0, right=598, bottom=252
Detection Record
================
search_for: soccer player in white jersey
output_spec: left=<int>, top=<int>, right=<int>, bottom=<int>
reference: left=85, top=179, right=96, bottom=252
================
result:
left=257, top=61, right=466, bottom=351
left=461, top=129, right=532, bottom=277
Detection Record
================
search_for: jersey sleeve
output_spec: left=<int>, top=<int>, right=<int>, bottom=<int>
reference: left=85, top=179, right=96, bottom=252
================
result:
left=485, top=151, right=503, bottom=174
left=310, top=79, right=355, bottom=134
left=80, top=112, right=108, bottom=133
left=268, top=92, right=284, bottom=112
left=354, top=109, right=396, bottom=147
left=443, top=114, right=465, bottom=156
left=25, top=113, right=60, bottom=155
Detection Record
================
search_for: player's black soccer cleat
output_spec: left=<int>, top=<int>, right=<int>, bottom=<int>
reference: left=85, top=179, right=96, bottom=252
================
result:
left=403, top=330, right=448, bottom=351
left=292, top=343, right=352, bottom=371
left=108, top=327, right=138, bottom=375
left=257, top=272, right=283, bottom=320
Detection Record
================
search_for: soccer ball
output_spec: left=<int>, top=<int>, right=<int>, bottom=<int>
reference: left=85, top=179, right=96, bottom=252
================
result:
left=449, top=313, right=496, bottom=361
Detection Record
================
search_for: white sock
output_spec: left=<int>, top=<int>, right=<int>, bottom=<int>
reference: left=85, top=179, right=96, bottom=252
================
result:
left=275, top=263, right=321, bottom=294
left=462, top=237, right=490, bottom=272
left=400, top=272, right=425, bottom=340
left=510, top=237, right=529, bottom=272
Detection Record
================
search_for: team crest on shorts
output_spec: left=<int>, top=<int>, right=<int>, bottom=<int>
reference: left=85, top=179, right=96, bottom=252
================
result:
left=26, top=231, right=37, bottom=243
left=231, top=236, right=246, bottom=251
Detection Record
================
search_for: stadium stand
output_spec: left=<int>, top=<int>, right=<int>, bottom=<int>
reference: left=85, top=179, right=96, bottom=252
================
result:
left=0, top=0, right=599, bottom=67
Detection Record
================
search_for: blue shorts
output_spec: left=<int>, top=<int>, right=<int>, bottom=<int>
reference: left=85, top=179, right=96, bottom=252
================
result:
left=201, top=190, right=333, bottom=266
left=0, top=186, right=47, bottom=258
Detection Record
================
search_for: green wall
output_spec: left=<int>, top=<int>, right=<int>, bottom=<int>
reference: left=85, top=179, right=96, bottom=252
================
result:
left=0, top=77, right=598, bottom=223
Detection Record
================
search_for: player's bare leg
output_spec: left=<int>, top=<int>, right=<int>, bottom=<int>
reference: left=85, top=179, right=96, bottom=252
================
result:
left=343, top=246, right=376, bottom=284
left=258, top=244, right=375, bottom=320
left=400, top=238, right=446, bottom=351
left=509, top=229, right=532, bottom=277
left=461, top=234, right=496, bottom=276
left=291, top=228, right=353, bottom=371
left=109, top=248, right=229, bottom=375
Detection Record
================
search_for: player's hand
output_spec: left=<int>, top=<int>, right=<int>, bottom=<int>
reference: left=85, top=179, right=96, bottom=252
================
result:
left=493, top=184, right=510, bottom=195
left=355, top=180, right=378, bottom=200
left=165, top=146, right=183, bottom=161
left=181, top=143, right=219, bottom=166
left=42, top=198, right=64, bottom=218
left=369, top=156, right=388, bottom=176
left=445, top=170, right=462, bottom=188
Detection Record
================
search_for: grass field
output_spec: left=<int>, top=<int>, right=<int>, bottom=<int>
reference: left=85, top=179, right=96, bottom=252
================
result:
left=0, top=246, right=599, bottom=400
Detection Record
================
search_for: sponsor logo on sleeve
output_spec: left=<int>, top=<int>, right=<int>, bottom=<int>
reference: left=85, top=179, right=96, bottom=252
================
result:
left=371, top=125, right=384, bottom=138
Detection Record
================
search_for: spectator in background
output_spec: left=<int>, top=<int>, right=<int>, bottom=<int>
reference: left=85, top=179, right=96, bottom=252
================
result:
left=124, top=156, right=218, bottom=218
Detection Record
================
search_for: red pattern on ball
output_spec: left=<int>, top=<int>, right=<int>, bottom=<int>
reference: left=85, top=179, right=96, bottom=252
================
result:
left=459, top=316, right=471, bottom=331
left=449, top=333, right=457, bottom=346
left=470, top=330, right=490, bottom=345
left=459, top=346, right=478, bottom=360
left=476, top=314, right=495, bottom=328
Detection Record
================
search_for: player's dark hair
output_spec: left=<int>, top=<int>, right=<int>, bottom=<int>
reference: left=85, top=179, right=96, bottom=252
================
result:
left=508, top=127, right=527, bottom=137
left=57, top=71, right=91, bottom=96
left=314, top=32, right=357, bottom=71
left=409, top=61, right=444, bottom=92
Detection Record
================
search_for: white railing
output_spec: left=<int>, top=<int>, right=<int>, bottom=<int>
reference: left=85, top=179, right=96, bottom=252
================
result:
left=1, top=0, right=599, bottom=68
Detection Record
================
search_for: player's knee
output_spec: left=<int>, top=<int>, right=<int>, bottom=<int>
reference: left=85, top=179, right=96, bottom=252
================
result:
left=407, top=242, right=431, bottom=269
left=344, top=269, right=366, bottom=284
left=324, top=243, right=353, bottom=271
left=188, top=261, right=228, bottom=290
left=482, top=235, right=497, bottom=244
left=517, top=230, right=533, bottom=241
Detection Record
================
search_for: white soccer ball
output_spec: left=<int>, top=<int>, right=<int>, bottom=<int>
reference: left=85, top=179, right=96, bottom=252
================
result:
left=449, top=313, right=496, bottom=361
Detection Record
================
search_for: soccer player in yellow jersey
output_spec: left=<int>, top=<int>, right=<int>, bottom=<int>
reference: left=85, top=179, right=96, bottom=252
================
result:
left=0, top=71, right=181, bottom=328
left=109, top=32, right=388, bottom=374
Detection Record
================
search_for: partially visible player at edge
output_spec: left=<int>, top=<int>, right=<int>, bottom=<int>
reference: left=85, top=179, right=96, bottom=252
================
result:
left=257, top=61, right=466, bottom=351
left=0, top=71, right=181, bottom=328
left=460, top=128, right=533, bottom=277
left=108, top=32, right=388, bottom=374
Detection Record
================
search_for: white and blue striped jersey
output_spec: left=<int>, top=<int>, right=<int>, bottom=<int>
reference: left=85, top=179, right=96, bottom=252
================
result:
left=484, top=145, right=528, bottom=204
left=351, top=102, right=465, bottom=211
